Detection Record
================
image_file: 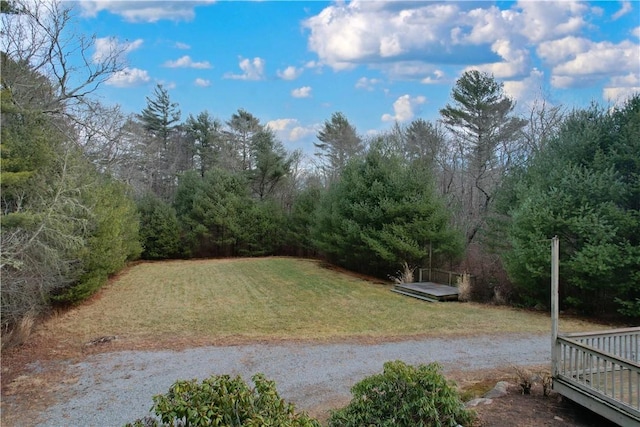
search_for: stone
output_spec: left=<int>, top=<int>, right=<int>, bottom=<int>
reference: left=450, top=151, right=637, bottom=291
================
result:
left=465, top=398, right=493, bottom=407
left=484, top=381, right=510, bottom=398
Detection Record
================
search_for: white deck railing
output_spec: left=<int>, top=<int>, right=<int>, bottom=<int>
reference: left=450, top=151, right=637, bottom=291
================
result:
left=563, top=327, right=640, bottom=362
left=554, top=327, right=640, bottom=420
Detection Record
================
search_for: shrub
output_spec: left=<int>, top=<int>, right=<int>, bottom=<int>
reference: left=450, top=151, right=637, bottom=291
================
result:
left=125, top=373, right=320, bottom=427
left=328, top=360, right=475, bottom=427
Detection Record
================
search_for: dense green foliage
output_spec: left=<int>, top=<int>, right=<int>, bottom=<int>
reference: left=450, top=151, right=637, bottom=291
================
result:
left=1, top=11, right=141, bottom=331
left=498, top=96, right=640, bottom=316
left=126, top=374, right=320, bottom=427
left=314, top=112, right=364, bottom=183
left=285, top=183, right=323, bottom=256
left=313, top=146, right=463, bottom=276
left=137, top=193, right=181, bottom=260
left=328, top=361, right=475, bottom=427
left=53, top=177, right=142, bottom=303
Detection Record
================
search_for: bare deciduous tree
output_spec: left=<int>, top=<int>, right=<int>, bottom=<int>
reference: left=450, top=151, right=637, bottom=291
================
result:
left=1, top=0, right=125, bottom=113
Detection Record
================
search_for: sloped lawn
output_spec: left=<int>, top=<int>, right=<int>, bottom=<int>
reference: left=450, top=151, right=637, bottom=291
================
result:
left=43, top=257, right=600, bottom=345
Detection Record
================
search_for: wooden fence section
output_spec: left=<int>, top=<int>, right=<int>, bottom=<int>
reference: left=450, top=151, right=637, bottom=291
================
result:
left=553, top=327, right=640, bottom=425
left=416, top=268, right=474, bottom=287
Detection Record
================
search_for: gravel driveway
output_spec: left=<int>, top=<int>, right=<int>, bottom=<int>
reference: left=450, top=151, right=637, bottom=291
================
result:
left=34, top=333, right=551, bottom=426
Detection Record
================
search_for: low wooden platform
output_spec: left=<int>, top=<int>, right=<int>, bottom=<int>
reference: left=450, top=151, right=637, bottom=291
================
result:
left=392, top=282, right=459, bottom=302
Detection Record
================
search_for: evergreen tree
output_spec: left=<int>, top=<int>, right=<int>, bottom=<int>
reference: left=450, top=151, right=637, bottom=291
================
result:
left=498, top=96, right=640, bottom=317
left=286, top=182, right=323, bottom=256
left=313, top=145, right=462, bottom=277
left=227, top=109, right=261, bottom=171
left=174, top=169, right=251, bottom=257
left=440, top=70, right=526, bottom=244
left=404, top=118, right=446, bottom=167
left=139, top=84, right=181, bottom=147
left=1, top=30, right=140, bottom=329
left=249, top=129, right=293, bottom=200
left=137, top=193, right=181, bottom=260
left=137, top=84, right=184, bottom=200
left=314, top=112, right=364, bottom=184
left=185, top=111, right=226, bottom=177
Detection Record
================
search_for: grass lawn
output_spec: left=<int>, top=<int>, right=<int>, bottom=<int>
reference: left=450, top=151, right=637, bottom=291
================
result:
left=43, top=257, right=602, bottom=345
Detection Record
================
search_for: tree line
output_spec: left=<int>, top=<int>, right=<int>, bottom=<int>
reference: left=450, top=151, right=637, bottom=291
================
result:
left=1, top=0, right=638, bottom=341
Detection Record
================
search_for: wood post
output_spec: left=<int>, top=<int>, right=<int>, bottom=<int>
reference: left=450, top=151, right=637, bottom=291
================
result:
left=551, top=235, right=560, bottom=375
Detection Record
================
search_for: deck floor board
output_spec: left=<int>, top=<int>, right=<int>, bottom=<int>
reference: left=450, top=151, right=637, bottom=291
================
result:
left=393, top=282, right=459, bottom=301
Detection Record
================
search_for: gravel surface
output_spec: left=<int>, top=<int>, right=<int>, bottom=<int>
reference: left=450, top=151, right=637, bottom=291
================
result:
left=34, top=333, right=551, bottom=426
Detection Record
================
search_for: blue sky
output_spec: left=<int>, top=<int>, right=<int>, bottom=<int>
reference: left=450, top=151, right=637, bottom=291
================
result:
left=76, top=0, right=640, bottom=155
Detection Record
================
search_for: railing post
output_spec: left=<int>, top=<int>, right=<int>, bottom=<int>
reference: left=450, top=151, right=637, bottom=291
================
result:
left=551, top=236, right=560, bottom=376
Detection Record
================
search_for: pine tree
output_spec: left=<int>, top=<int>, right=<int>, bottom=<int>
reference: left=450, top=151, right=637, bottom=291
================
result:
left=314, top=112, right=364, bottom=184
left=440, top=70, right=526, bottom=244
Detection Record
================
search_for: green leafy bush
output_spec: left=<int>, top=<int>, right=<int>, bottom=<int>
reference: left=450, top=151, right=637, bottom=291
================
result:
left=125, top=373, right=320, bottom=427
left=328, top=361, right=475, bottom=427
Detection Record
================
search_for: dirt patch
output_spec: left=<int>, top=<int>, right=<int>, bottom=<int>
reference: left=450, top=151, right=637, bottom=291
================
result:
left=472, top=383, right=617, bottom=426
left=444, top=366, right=617, bottom=426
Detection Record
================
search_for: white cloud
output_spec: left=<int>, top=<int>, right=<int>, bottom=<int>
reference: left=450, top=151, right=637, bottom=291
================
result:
left=465, top=39, right=529, bottom=79
left=537, top=37, right=640, bottom=88
left=552, top=40, right=638, bottom=76
left=537, top=37, right=640, bottom=90
left=516, top=1, right=590, bottom=43
left=503, top=69, right=546, bottom=108
left=93, top=37, right=143, bottom=63
left=381, top=94, right=426, bottom=123
left=603, top=73, right=640, bottom=104
left=175, top=42, right=191, bottom=50
left=194, top=78, right=211, bottom=87
left=378, top=62, right=443, bottom=82
left=266, top=118, right=318, bottom=142
left=267, top=118, right=297, bottom=132
left=305, top=60, right=322, bottom=69
left=612, top=1, right=633, bottom=20
left=79, top=1, right=214, bottom=23
left=164, top=55, right=211, bottom=69
left=106, top=67, right=151, bottom=87
left=632, top=27, right=640, bottom=38
left=461, top=6, right=514, bottom=45
left=304, top=2, right=463, bottom=71
left=355, top=77, right=381, bottom=91
left=536, top=36, right=591, bottom=65
left=277, top=66, right=303, bottom=80
left=292, top=86, right=312, bottom=98
left=289, top=126, right=317, bottom=142
left=303, top=1, right=597, bottom=84
left=421, top=69, right=445, bottom=84
left=224, top=57, right=265, bottom=81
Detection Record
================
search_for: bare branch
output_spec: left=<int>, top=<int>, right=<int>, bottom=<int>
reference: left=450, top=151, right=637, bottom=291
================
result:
left=1, top=0, right=126, bottom=113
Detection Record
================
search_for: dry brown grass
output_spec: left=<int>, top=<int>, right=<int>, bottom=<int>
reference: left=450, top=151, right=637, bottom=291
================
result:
left=456, top=272, right=472, bottom=302
left=1, top=312, right=36, bottom=351
left=389, top=261, right=415, bottom=284
left=34, top=257, right=605, bottom=348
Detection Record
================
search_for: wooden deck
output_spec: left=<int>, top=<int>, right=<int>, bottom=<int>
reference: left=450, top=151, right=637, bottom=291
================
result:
left=552, top=327, right=640, bottom=425
left=392, top=282, right=459, bottom=302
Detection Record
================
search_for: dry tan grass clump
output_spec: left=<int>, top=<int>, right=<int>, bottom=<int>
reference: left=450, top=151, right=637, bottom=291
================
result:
left=389, top=262, right=415, bottom=284
left=456, top=273, right=472, bottom=302
left=1, top=312, right=36, bottom=351
left=511, top=365, right=552, bottom=396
